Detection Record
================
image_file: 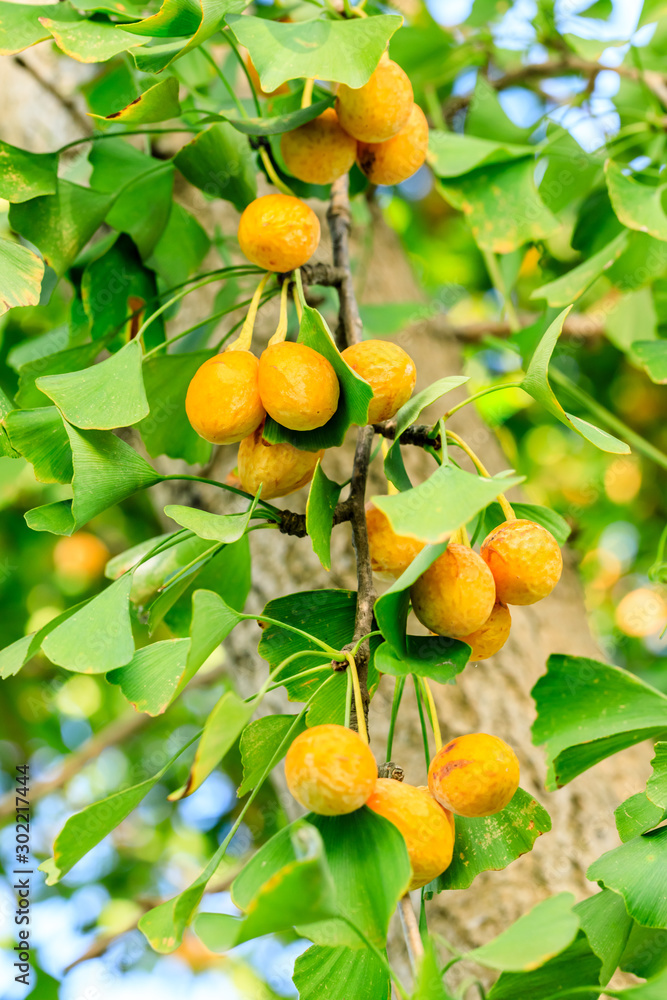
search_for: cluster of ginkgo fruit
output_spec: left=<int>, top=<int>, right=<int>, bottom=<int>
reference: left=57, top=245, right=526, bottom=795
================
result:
left=284, top=724, right=521, bottom=889
left=184, top=295, right=416, bottom=500
left=185, top=53, right=429, bottom=498
left=184, top=42, right=565, bottom=652
left=368, top=506, right=563, bottom=660
left=279, top=54, right=429, bottom=188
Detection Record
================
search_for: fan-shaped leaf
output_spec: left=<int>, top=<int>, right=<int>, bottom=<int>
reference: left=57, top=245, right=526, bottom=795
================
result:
left=0, top=140, right=57, bottom=202
left=432, top=789, right=551, bottom=892
left=37, top=340, right=148, bottom=429
left=226, top=13, right=402, bottom=93
left=89, top=76, right=181, bottom=126
left=0, top=237, right=45, bottom=314
left=532, top=653, right=667, bottom=789
left=41, top=574, right=134, bottom=673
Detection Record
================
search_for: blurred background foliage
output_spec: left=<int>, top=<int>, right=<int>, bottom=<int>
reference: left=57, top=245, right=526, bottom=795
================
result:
left=2, top=0, right=667, bottom=995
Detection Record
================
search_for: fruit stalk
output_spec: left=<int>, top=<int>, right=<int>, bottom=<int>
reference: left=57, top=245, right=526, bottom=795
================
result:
left=398, top=894, right=425, bottom=965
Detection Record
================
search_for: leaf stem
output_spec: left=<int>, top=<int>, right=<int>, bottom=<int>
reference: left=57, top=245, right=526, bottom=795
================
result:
left=250, top=615, right=344, bottom=657
left=413, top=674, right=432, bottom=769
left=201, top=45, right=247, bottom=118
left=550, top=367, right=667, bottom=471
left=137, top=268, right=260, bottom=343
left=56, top=127, right=200, bottom=153
left=441, top=381, right=523, bottom=421
left=224, top=28, right=262, bottom=116
left=142, top=288, right=279, bottom=360
left=259, top=649, right=332, bottom=696
left=159, top=541, right=222, bottom=591
left=262, top=664, right=330, bottom=695
left=420, top=678, right=442, bottom=752
left=433, top=931, right=465, bottom=960
left=292, top=277, right=304, bottom=321
left=350, top=629, right=383, bottom=657
left=161, top=474, right=281, bottom=517
left=482, top=248, right=520, bottom=333
left=386, top=676, right=406, bottom=760
left=339, top=917, right=409, bottom=1000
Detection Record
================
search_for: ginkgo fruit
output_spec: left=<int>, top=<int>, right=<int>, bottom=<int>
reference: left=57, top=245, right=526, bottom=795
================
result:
left=281, top=108, right=357, bottom=185
left=481, top=519, right=562, bottom=605
left=238, top=424, right=323, bottom=499
left=53, top=532, right=109, bottom=581
left=258, top=341, right=339, bottom=431
left=185, top=350, right=264, bottom=445
left=285, top=724, right=377, bottom=815
left=365, top=779, right=454, bottom=889
left=615, top=587, right=667, bottom=637
left=459, top=602, right=511, bottom=661
left=428, top=733, right=520, bottom=818
left=238, top=194, right=320, bottom=272
left=357, top=104, right=429, bottom=186
left=366, top=502, right=424, bottom=580
left=336, top=58, right=413, bottom=143
left=341, top=339, right=416, bottom=423
left=245, top=54, right=289, bottom=99
left=411, top=543, right=496, bottom=638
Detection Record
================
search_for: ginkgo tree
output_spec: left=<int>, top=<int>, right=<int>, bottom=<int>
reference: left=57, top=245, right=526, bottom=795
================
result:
left=2, top=0, right=667, bottom=996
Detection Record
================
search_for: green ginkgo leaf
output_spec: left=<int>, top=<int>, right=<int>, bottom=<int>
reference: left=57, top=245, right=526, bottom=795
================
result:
left=36, top=340, right=149, bottom=429
left=0, top=237, right=45, bottom=314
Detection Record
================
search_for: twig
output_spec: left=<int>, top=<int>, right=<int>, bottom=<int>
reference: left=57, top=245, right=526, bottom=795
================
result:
left=442, top=313, right=603, bottom=342
left=62, top=868, right=239, bottom=971
left=13, top=55, right=92, bottom=135
left=299, top=262, right=347, bottom=287
left=324, top=174, right=376, bottom=734
left=327, top=173, right=363, bottom=349
left=373, top=422, right=441, bottom=449
left=278, top=498, right=353, bottom=537
left=344, top=424, right=376, bottom=735
left=399, top=895, right=425, bottom=969
left=444, top=55, right=667, bottom=118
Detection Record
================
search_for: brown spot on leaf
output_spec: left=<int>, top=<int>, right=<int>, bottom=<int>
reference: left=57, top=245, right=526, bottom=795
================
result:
left=106, top=95, right=142, bottom=120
